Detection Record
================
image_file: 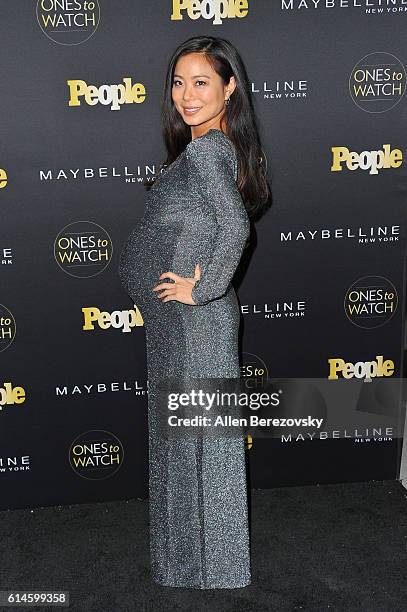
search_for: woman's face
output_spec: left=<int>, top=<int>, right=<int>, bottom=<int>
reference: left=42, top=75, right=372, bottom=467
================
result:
left=172, top=52, right=235, bottom=132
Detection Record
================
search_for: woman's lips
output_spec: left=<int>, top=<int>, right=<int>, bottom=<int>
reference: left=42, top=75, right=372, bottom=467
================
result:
left=183, top=107, right=202, bottom=115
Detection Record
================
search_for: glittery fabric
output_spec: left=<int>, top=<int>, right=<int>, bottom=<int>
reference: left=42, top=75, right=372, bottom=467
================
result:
left=118, top=129, right=251, bottom=589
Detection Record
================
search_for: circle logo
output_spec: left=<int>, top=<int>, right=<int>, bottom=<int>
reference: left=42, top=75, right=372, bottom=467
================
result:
left=0, top=304, right=16, bottom=352
left=241, top=352, right=269, bottom=388
left=54, top=221, right=113, bottom=278
left=69, top=430, right=124, bottom=480
left=36, top=0, right=100, bottom=45
left=349, top=52, right=406, bottom=113
left=344, top=275, right=398, bottom=329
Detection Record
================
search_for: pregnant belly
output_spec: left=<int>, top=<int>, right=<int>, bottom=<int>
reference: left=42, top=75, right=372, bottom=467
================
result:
left=118, top=221, right=186, bottom=305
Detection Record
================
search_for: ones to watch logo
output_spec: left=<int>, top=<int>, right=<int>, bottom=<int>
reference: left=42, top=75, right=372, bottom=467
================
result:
left=344, top=276, right=398, bottom=329
left=0, top=304, right=16, bottom=352
left=69, top=430, right=124, bottom=480
left=54, top=221, right=113, bottom=278
left=36, top=0, right=100, bottom=45
left=349, top=51, right=406, bottom=113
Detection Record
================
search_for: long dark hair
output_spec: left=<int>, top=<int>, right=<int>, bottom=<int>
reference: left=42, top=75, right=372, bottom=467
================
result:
left=145, top=35, right=272, bottom=221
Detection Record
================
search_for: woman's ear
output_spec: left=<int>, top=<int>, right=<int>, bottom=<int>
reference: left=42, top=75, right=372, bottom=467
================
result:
left=226, top=75, right=237, bottom=98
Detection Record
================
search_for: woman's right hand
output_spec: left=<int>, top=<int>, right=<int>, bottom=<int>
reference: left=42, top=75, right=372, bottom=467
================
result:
left=152, top=262, right=202, bottom=305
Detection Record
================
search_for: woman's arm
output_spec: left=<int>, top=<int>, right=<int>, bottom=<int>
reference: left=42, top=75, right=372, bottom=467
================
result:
left=187, top=134, right=250, bottom=306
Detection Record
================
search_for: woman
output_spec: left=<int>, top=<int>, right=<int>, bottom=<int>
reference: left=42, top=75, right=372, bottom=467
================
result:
left=118, top=35, right=270, bottom=589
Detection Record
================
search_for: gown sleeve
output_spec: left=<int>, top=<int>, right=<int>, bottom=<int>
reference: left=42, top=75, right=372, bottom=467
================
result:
left=186, top=134, right=250, bottom=306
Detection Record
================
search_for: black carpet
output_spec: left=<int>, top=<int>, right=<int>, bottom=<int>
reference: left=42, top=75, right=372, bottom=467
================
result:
left=1, top=480, right=406, bottom=612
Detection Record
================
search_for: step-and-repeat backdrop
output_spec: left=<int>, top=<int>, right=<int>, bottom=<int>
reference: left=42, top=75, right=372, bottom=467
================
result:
left=1, top=2, right=406, bottom=510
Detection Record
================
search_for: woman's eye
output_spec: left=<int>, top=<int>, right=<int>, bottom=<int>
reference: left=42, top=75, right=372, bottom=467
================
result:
left=172, top=80, right=206, bottom=87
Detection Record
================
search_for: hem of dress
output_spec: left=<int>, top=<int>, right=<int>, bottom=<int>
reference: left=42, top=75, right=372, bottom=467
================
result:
left=152, top=577, right=252, bottom=590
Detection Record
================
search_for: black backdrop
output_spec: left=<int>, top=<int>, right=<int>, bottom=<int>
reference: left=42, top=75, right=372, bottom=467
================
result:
left=1, top=1, right=406, bottom=510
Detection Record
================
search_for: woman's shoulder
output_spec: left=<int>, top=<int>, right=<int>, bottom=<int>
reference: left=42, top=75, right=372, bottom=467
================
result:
left=185, top=129, right=237, bottom=175
left=187, top=129, right=235, bottom=156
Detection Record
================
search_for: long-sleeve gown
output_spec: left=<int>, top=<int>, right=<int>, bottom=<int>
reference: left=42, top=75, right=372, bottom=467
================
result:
left=118, top=128, right=251, bottom=589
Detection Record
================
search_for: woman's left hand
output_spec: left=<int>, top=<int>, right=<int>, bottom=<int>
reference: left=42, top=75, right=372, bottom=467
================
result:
left=152, top=263, right=201, bottom=305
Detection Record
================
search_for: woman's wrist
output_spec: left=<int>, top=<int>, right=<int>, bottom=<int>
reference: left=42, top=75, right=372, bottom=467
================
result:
left=191, top=279, right=201, bottom=305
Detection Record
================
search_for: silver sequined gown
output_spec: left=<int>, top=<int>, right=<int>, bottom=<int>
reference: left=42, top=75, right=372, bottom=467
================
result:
left=118, top=128, right=251, bottom=589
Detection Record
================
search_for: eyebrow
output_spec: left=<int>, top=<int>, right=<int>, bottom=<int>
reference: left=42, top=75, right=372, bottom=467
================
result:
left=173, top=74, right=211, bottom=79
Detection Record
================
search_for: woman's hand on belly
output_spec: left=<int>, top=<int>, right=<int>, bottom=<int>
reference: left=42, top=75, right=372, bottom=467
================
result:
left=152, top=263, right=201, bottom=305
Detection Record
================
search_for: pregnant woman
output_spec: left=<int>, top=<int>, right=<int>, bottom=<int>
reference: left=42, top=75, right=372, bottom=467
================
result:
left=118, top=35, right=270, bottom=589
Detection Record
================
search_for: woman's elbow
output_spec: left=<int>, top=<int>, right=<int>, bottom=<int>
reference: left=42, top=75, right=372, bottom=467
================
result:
left=237, top=215, right=250, bottom=246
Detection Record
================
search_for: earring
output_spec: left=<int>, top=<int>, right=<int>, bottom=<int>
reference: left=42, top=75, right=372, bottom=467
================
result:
left=225, top=98, right=230, bottom=106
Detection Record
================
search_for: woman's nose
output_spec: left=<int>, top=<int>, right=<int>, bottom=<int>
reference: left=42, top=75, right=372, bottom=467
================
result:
left=183, top=85, right=194, bottom=100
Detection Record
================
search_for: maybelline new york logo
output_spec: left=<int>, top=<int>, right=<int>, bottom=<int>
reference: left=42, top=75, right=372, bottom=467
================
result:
left=280, top=224, right=400, bottom=243
left=1, top=248, right=13, bottom=266
left=0, top=454, right=30, bottom=473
